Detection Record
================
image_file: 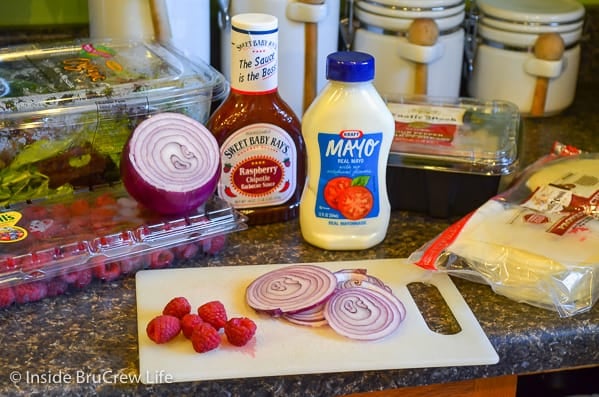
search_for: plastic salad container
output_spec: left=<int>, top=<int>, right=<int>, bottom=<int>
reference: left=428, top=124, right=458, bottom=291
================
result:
left=0, top=184, right=247, bottom=307
left=0, top=39, right=246, bottom=308
left=385, top=95, right=521, bottom=218
left=0, top=38, right=228, bottom=207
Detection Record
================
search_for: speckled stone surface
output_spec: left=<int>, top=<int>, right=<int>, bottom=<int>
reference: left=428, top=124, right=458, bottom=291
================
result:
left=1, top=9, right=599, bottom=396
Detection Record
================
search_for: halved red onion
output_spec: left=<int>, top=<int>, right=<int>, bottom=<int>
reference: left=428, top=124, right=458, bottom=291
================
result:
left=245, top=264, right=337, bottom=316
left=120, top=112, right=220, bottom=215
left=324, top=283, right=406, bottom=340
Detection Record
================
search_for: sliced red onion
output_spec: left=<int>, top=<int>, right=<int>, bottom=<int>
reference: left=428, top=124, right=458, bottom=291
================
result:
left=245, top=264, right=337, bottom=316
left=334, top=268, right=392, bottom=293
left=283, top=303, right=327, bottom=327
left=120, top=112, right=220, bottom=215
left=324, top=284, right=406, bottom=340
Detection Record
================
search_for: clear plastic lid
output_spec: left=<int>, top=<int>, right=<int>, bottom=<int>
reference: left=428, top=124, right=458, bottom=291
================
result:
left=385, top=95, right=521, bottom=176
left=0, top=39, right=229, bottom=207
left=0, top=184, right=247, bottom=295
left=0, top=38, right=228, bottom=112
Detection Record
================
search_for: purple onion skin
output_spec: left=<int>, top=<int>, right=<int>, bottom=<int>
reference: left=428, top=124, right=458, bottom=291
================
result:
left=120, top=140, right=220, bottom=216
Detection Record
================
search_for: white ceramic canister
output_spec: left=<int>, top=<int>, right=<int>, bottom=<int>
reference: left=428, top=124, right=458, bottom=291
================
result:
left=466, top=0, right=585, bottom=117
left=218, top=0, right=340, bottom=119
left=88, top=0, right=154, bottom=40
left=352, top=0, right=465, bottom=98
left=155, top=0, right=211, bottom=64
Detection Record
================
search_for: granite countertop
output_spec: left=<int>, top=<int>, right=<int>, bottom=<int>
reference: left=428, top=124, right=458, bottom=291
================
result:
left=1, top=9, right=599, bottom=397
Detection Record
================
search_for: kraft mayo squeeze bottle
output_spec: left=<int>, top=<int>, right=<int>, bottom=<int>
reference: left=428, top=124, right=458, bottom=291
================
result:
left=300, top=51, right=394, bottom=250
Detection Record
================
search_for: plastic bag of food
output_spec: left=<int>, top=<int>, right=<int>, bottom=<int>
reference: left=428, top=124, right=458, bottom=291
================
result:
left=408, top=152, right=599, bottom=317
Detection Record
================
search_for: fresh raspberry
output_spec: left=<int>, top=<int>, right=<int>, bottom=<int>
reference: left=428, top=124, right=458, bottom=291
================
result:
left=45, top=278, right=69, bottom=297
left=146, top=314, right=181, bottom=344
left=191, top=322, right=221, bottom=353
left=118, top=256, right=146, bottom=275
left=149, top=249, right=175, bottom=269
left=162, top=296, right=191, bottom=319
left=197, top=300, right=228, bottom=330
left=21, top=204, right=48, bottom=220
left=71, top=268, right=93, bottom=289
left=14, top=281, right=48, bottom=304
left=92, top=259, right=122, bottom=282
left=0, top=286, right=15, bottom=308
left=49, top=203, right=70, bottom=219
left=224, top=317, right=257, bottom=346
left=200, top=235, right=226, bottom=255
left=180, top=313, right=204, bottom=339
left=95, top=192, right=118, bottom=207
left=173, top=243, right=200, bottom=260
left=70, top=198, right=90, bottom=216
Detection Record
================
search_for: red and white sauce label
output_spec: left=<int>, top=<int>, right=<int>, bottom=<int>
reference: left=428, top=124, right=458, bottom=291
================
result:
left=218, top=123, right=297, bottom=208
left=230, top=22, right=278, bottom=94
left=388, top=103, right=466, bottom=145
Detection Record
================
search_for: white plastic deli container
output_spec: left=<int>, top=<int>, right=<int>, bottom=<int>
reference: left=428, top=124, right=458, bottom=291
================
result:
left=466, top=0, right=585, bottom=116
left=385, top=95, right=521, bottom=218
left=352, top=0, right=465, bottom=98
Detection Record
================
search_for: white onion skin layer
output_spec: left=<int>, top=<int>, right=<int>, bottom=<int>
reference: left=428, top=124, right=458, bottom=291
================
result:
left=121, top=112, right=220, bottom=215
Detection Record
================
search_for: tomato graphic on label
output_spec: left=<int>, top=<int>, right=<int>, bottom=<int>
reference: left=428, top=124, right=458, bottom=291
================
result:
left=223, top=163, right=232, bottom=173
left=224, top=186, right=237, bottom=198
left=336, top=186, right=374, bottom=220
left=323, top=176, right=352, bottom=210
left=284, top=158, right=290, bottom=167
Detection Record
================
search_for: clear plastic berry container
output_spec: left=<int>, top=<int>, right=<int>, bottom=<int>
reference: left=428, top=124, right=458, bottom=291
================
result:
left=0, top=184, right=247, bottom=307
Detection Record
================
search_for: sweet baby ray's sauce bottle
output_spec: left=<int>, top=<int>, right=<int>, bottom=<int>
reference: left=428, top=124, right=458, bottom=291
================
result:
left=299, top=51, right=394, bottom=250
left=207, top=13, right=305, bottom=225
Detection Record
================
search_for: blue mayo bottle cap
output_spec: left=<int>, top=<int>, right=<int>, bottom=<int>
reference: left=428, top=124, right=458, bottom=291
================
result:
left=326, top=51, right=375, bottom=82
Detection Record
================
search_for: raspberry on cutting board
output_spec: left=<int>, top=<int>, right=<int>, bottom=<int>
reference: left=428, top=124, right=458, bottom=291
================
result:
left=180, top=313, right=204, bottom=339
left=162, top=296, right=191, bottom=319
left=197, top=300, right=228, bottom=330
left=146, top=315, right=181, bottom=344
left=191, top=322, right=221, bottom=353
left=224, top=317, right=257, bottom=346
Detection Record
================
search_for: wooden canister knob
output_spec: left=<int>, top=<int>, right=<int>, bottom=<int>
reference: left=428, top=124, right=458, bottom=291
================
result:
left=299, top=0, right=326, bottom=113
left=407, top=18, right=439, bottom=96
left=530, top=33, right=565, bottom=116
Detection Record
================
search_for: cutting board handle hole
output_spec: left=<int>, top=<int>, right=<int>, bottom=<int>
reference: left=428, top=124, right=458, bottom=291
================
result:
left=407, top=282, right=462, bottom=335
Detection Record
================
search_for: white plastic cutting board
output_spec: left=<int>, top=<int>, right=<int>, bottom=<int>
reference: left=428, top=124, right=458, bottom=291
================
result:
left=136, top=258, right=498, bottom=384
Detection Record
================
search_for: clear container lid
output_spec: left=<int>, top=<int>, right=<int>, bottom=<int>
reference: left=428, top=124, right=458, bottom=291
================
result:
left=385, top=95, right=521, bottom=176
left=0, top=39, right=228, bottom=207
left=0, top=184, right=247, bottom=294
left=0, top=38, right=228, bottom=113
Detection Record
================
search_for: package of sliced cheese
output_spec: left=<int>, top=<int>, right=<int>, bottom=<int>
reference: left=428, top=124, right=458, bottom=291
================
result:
left=409, top=152, right=599, bottom=317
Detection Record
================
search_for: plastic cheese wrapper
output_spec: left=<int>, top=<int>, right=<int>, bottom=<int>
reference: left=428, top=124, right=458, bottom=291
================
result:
left=408, top=152, right=599, bottom=317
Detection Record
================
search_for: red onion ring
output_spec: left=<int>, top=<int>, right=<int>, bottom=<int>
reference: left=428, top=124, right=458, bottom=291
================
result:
left=283, top=303, right=328, bottom=327
left=245, top=264, right=337, bottom=316
left=120, top=112, right=220, bottom=215
left=334, top=268, right=392, bottom=293
left=324, top=284, right=405, bottom=341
